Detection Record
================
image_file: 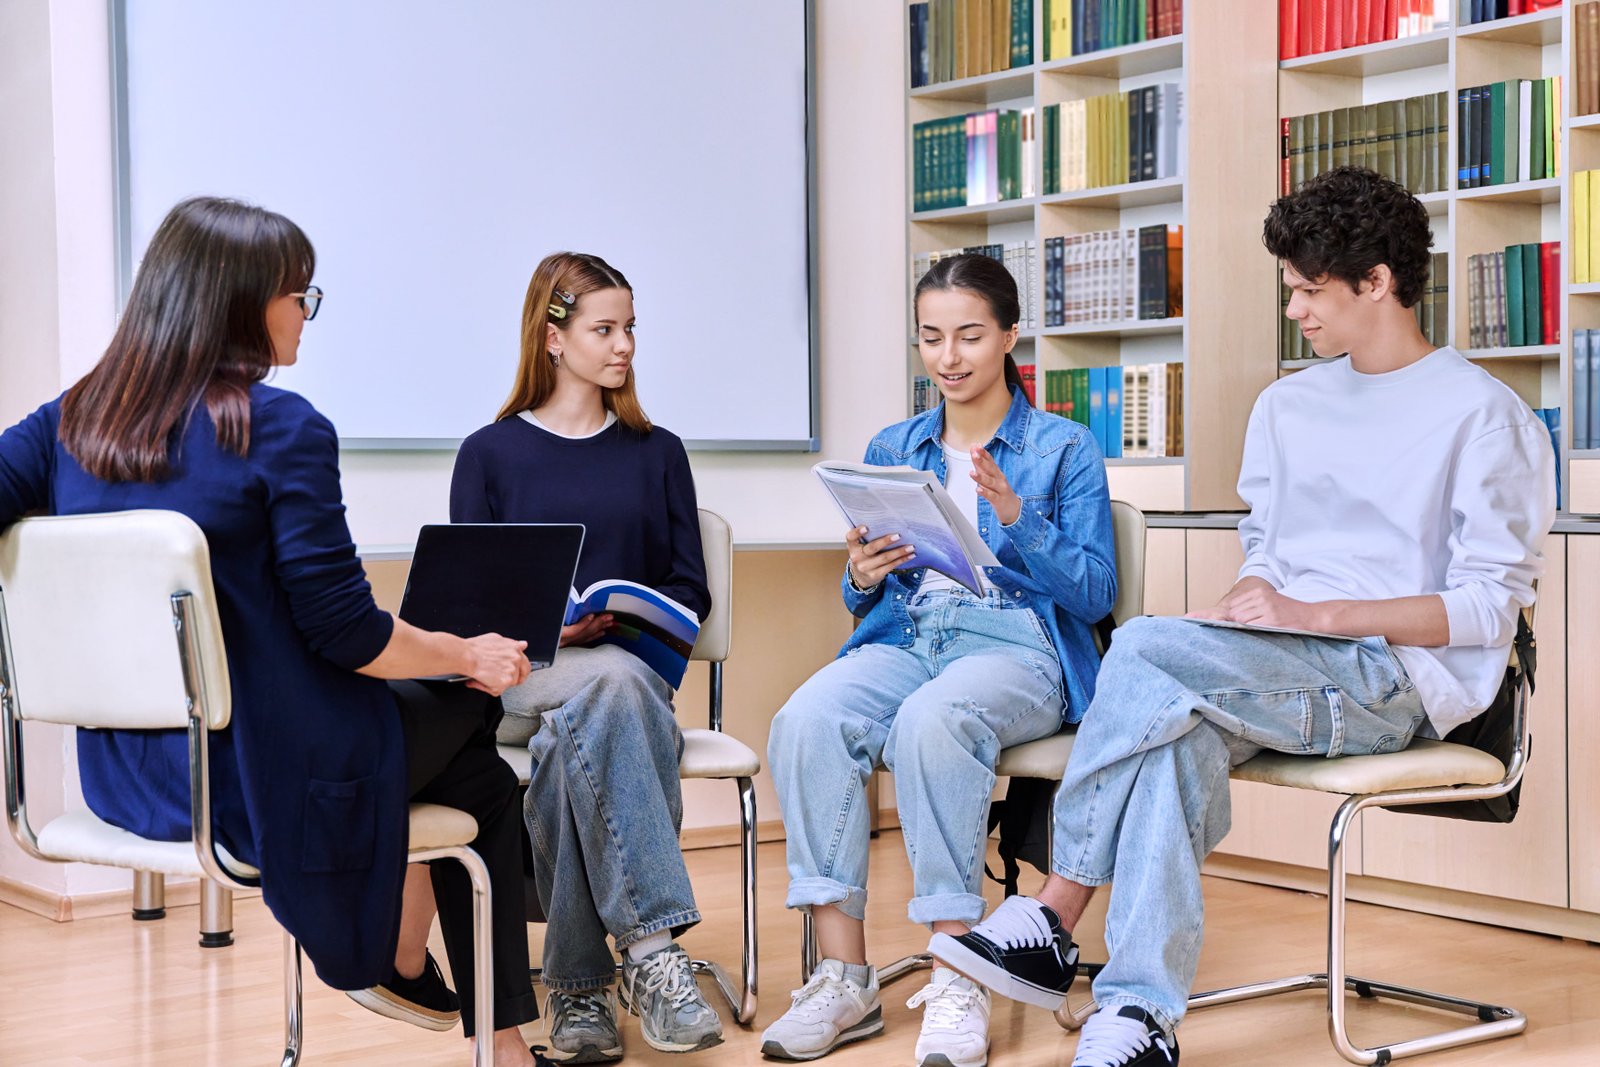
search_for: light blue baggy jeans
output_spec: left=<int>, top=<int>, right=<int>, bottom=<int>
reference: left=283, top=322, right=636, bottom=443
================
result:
left=1052, top=615, right=1428, bottom=1034
left=769, top=587, right=1067, bottom=927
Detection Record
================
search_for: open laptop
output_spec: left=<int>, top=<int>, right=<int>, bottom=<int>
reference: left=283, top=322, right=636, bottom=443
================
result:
left=398, top=523, right=585, bottom=677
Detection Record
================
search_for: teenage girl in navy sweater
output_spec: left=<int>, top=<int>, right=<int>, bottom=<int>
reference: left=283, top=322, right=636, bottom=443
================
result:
left=449, top=252, right=721, bottom=1062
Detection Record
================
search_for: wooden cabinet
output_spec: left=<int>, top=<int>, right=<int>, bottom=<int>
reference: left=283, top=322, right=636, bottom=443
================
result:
left=1142, top=528, right=1187, bottom=618
left=1569, top=537, right=1600, bottom=914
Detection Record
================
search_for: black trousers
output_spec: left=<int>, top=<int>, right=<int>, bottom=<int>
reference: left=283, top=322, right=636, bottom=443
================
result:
left=390, top=680, right=538, bottom=1038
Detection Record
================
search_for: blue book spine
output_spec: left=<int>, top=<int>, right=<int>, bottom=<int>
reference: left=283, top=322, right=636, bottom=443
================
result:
left=1542, top=408, right=1562, bottom=511
left=1577, top=330, right=1593, bottom=453
left=1088, top=366, right=1108, bottom=455
left=1589, top=331, right=1600, bottom=456
left=1104, top=365, right=1123, bottom=458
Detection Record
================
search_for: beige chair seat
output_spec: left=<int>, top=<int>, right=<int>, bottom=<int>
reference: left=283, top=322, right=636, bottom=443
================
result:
left=1231, top=738, right=1506, bottom=794
left=996, top=730, right=1077, bottom=779
left=497, top=729, right=761, bottom=785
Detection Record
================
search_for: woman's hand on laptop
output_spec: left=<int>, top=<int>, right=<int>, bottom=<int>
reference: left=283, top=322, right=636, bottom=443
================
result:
left=560, top=613, right=613, bottom=648
left=462, top=634, right=532, bottom=696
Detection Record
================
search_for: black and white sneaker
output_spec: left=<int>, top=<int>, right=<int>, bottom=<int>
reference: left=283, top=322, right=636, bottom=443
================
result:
left=345, top=950, right=461, bottom=1031
left=927, top=896, right=1078, bottom=1010
left=1071, top=1006, right=1177, bottom=1067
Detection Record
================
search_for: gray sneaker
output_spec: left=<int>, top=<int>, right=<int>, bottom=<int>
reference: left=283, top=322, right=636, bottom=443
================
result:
left=544, top=988, right=623, bottom=1064
left=618, top=943, right=724, bottom=1053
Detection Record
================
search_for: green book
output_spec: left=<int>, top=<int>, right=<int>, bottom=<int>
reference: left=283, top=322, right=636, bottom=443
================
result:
left=1360, top=103, right=1379, bottom=171
left=1405, top=95, right=1425, bottom=194
left=1375, top=101, right=1398, bottom=183
left=1545, top=78, right=1555, bottom=179
left=1521, top=243, right=1540, bottom=348
left=1072, top=369, right=1089, bottom=429
left=1503, top=80, right=1521, bottom=187
left=1530, top=80, right=1546, bottom=181
left=1487, top=82, right=1506, bottom=187
left=1330, top=108, right=1350, bottom=170
left=1505, top=243, right=1526, bottom=347
left=1434, top=92, right=1449, bottom=193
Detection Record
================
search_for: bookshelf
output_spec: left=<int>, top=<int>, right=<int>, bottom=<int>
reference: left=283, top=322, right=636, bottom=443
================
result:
left=1276, top=2, right=1580, bottom=509
left=903, top=3, right=1280, bottom=512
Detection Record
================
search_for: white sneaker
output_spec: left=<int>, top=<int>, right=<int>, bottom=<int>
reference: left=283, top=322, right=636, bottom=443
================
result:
left=759, top=959, right=883, bottom=1061
left=907, top=967, right=991, bottom=1067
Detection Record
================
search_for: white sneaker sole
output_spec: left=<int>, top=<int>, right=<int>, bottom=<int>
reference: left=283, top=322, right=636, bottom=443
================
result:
left=760, top=1007, right=885, bottom=1061
left=927, top=933, right=1067, bottom=1011
left=344, top=986, right=459, bottom=1031
left=917, top=1049, right=988, bottom=1067
left=617, top=978, right=724, bottom=1053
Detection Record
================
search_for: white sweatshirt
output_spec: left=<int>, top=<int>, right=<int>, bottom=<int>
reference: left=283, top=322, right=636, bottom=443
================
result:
left=1236, top=347, right=1556, bottom=736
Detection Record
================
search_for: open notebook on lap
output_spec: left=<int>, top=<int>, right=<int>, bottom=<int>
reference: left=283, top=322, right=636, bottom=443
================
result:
left=398, top=523, right=585, bottom=679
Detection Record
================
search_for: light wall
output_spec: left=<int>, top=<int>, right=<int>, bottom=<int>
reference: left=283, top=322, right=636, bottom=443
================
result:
left=0, top=0, right=904, bottom=899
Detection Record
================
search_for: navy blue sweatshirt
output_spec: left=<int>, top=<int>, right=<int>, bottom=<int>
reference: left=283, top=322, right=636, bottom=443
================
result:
left=448, top=416, right=711, bottom=622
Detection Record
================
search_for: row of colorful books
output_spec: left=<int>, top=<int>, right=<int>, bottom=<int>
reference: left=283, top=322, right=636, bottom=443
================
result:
left=912, top=109, right=1036, bottom=212
left=1278, top=1, right=1451, bottom=62
left=1042, top=85, right=1182, bottom=194
left=1041, top=0, right=1183, bottom=60
left=1464, top=1, right=1562, bottom=24
left=1577, top=3, right=1600, bottom=119
left=1465, top=243, right=1560, bottom=351
left=1042, top=364, right=1184, bottom=458
left=911, top=242, right=1042, bottom=330
left=1043, top=226, right=1181, bottom=327
left=1571, top=171, right=1600, bottom=284
left=1458, top=79, right=1562, bottom=189
left=1279, top=254, right=1447, bottom=362
left=1281, top=93, right=1449, bottom=197
left=908, top=0, right=1035, bottom=89
left=1572, top=330, right=1600, bottom=451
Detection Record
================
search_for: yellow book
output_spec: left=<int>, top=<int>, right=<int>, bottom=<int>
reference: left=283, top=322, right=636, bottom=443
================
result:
left=1552, top=76, right=1562, bottom=178
left=1577, top=170, right=1591, bottom=285
left=992, top=0, right=1008, bottom=74
left=956, top=0, right=968, bottom=80
left=1117, top=90, right=1130, bottom=186
left=1590, top=168, right=1600, bottom=284
left=1061, top=1, right=1073, bottom=59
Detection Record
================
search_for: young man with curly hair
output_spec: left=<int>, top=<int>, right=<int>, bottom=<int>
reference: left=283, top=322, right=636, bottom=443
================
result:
left=929, top=166, right=1556, bottom=1066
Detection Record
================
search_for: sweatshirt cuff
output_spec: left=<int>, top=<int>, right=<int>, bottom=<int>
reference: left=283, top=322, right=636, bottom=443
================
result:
left=322, top=610, right=396, bottom=671
left=1237, top=562, right=1277, bottom=585
left=1438, top=586, right=1497, bottom=649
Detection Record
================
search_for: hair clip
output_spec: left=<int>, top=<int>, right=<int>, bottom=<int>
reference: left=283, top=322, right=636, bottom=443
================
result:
left=547, top=288, right=576, bottom=320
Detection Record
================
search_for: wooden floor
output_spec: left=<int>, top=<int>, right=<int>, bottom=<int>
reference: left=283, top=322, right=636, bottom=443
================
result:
left=3, top=832, right=1599, bottom=1066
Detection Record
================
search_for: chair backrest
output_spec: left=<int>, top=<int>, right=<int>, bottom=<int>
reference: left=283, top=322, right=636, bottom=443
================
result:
left=0, top=511, right=231, bottom=731
left=691, top=508, right=732, bottom=664
left=1108, top=500, right=1146, bottom=627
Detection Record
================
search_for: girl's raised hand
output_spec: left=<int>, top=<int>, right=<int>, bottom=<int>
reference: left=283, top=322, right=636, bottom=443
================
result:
left=969, top=446, right=1021, bottom=525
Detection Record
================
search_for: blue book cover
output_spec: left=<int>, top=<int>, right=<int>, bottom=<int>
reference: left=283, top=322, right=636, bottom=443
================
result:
left=1578, top=331, right=1593, bottom=453
left=1087, top=366, right=1108, bottom=455
left=566, top=579, right=700, bottom=688
left=1104, top=365, right=1123, bottom=458
left=1537, top=408, right=1562, bottom=510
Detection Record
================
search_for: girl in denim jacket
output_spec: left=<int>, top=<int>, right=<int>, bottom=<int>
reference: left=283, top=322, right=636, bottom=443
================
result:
left=762, top=253, right=1117, bottom=1067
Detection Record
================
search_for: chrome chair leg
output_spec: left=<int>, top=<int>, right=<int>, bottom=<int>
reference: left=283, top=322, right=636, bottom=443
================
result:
left=280, top=933, right=303, bottom=1067
left=199, top=878, right=233, bottom=947
left=132, top=870, right=165, bottom=921
left=692, top=775, right=760, bottom=1024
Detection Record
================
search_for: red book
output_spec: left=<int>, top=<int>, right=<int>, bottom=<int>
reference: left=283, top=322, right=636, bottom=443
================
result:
left=1281, top=0, right=1299, bottom=59
left=1509, top=0, right=1526, bottom=16
left=1299, top=0, right=1317, bottom=56
left=1329, top=0, right=1344, bottom=51
left=1281, top=117, right=1291, bottom=194
left=1541, top=242, right=1560, bottom=345
left=1147, top=0, right=1157, bottom=41
left=1310, top=0, right=1328, bottom=54
left=1352, top=0, right=1372, bottom=46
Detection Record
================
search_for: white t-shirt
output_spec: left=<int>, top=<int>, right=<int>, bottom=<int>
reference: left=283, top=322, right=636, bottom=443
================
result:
left=518, top=409, right=617, bottom=438
left=916, top=440, right=999, bottom=597
left=1236, top=347, right=1555, bottom=736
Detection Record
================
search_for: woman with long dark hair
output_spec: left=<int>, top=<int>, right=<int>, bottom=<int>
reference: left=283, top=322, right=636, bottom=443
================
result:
left=449, top=251, right=721, bottom=1062
left=761, top=253, right=1118, bottom=1067
left=0, top=197, right=543, bottom=1067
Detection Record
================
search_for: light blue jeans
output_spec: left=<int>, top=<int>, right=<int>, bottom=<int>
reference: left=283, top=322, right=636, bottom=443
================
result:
left=1052, top=615, right=1428, bottom=1034
left=498, top=644, right=701, bottom=991
left=769, top=587, right=1066, bottom=927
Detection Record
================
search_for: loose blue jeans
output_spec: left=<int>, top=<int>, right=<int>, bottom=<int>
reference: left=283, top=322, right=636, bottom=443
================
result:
left=499, top=644, right=701, bottom=991
left=1052, top=616, right=1427, bottom=1034
left=769, top=588, right=1066, bottom=927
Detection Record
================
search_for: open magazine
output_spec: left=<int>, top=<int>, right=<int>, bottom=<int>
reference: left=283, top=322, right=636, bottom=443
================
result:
left=812, top=461, right=1000, bottom=595
left=567, top=580, right=701, bottom=688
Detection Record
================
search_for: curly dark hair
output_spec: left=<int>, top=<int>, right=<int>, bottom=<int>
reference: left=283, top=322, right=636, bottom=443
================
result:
left=1262, top=166, right=1433, bottom=308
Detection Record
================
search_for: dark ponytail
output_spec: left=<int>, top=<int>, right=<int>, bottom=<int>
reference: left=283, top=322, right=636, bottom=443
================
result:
left=914, top=252, right=1030, bottom=406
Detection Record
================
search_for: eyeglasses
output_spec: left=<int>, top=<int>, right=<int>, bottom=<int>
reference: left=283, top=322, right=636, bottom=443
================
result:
left=290, top=285, right=324, bottom=321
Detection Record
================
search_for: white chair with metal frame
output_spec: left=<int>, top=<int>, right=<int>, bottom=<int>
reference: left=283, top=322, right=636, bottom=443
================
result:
left=0, top=511, right=499, bottom=1067
left=496, top=507, right=760, bottom=1025
left=797, top=499, right=1148, bottom=989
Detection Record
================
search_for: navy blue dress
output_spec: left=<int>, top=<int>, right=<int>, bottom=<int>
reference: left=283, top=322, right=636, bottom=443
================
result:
left=0, top=386, right=407, bottom=990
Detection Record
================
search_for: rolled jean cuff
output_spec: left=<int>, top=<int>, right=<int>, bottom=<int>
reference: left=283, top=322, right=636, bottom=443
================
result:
left=615, top=908, right=702, bottom=951
left=906, top=891, right=988, bottom=928
left=785, top=877, right=867, bottom=922
left=1048, top=859, right=1112, bottom=887
left=540, top=970, right=619, bottom=993
left=1094, top=994, right=1180, bottom=1039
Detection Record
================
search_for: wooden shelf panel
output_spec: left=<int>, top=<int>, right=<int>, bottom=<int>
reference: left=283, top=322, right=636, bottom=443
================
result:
left=1463, top=345, right=1560, bottom=362
left=1042, top=317, right=1184, bottom=339
left=910, top=68, right=1033, bottom=105
left=1040, top=175, right=1184, bottom=210
left=1106, top=457, right=1184, bottom=467
left=1455, top=9, right=1562, bottom=48
left=1040, top=37, right=1184, bottom=79
left=1571, top=284, right=1600, bottom=297
left=1572, top=114, right=1600, bottom=132
left=1279, top=30, right=1449, bottom=78
left=910, top=197, right=1039, bottom=224
left=1455, top=178, right=1562, bottom=206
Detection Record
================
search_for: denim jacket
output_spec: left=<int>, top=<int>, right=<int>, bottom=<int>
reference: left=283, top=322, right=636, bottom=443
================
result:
left=840, top=386, right=1117, bottom=723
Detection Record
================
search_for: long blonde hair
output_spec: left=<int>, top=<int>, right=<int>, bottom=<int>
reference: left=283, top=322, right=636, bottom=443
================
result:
left=495, top=251, right=652, bottom=432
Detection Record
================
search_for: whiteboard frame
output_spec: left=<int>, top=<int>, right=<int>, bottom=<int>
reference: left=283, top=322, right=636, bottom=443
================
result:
left=107, top=0, right=822, bottom=453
